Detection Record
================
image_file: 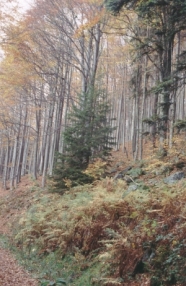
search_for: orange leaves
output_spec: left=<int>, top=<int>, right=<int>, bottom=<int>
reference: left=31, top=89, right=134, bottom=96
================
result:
left=0, top=48, right=34, bottom=89
left=74, top=11, right=104, bottom=38
left=72, top=0, right=105, bottom=37
left=84, top=158, right=108, bottom=179
left=0, top=20, right=40, bottom=98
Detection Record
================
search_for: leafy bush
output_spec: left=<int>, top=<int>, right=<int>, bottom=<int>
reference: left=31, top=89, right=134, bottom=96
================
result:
left=50, top=162, right=94, bottom=192
left=83, top=159, right=108, bottom=180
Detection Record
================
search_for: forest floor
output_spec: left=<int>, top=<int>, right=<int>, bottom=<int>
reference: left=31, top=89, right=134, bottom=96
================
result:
left=0, top=146, right=134, bottom=286
left=0, top=246, right=38, bottom=286
left=0, top=138, right=186, bottom=285
left=0, top=179, right=39, bottom=286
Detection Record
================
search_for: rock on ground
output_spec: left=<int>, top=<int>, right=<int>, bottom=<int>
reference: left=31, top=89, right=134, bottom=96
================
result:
left=164, top=171, right=185, bottom=185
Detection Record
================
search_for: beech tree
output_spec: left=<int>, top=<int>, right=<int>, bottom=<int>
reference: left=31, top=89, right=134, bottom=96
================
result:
left=105, top=0, right=186, bottom=152
left=2, top=0, right=186, bottom=191
left=0, top=0, right=107, bottom=188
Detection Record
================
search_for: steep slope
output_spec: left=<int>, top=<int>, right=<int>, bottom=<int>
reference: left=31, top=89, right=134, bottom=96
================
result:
left=1, top=141, right=186, bottom=285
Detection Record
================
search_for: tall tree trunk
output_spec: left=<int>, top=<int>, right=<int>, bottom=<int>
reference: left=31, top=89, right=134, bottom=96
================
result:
left=139, top=56, right=147, bottom=160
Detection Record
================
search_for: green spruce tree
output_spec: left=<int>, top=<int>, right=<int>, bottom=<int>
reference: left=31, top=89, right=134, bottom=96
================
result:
left=51, top=88, right=115, bottom=192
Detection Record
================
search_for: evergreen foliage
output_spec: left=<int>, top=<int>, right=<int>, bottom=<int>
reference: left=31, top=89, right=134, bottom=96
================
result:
left=51, top=88, right=115, bottom=192
left=105, top=0, right=136, bottom=13
left=174, top=119, right=186, bottom=133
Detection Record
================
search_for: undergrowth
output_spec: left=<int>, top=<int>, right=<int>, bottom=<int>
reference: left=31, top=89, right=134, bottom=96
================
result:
left=9, top=174, right=186, bottom=285
left=0, top=233, right=101, bottom=285
left=2, top=141, right=186, bottom=285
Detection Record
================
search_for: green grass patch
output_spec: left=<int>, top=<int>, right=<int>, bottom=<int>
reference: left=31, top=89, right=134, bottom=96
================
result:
left=0, top=233, right=102, bottom=286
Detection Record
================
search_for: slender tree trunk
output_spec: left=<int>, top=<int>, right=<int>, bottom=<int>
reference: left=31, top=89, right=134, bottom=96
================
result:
left=139, top=56, right=147, bottom=160
left=3, top=141, right=10, bottom=190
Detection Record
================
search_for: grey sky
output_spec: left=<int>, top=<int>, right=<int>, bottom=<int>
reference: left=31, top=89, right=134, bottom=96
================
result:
left=18, top=0, right=33, bottom=11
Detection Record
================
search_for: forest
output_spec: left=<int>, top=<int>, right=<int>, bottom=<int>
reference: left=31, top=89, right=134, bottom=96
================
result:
left=1, top=0, right=186, bottom=285
left=0, top=0, right=186, bottom=189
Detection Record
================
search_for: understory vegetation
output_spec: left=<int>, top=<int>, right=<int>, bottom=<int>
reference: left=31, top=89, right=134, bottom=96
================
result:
left=1, top=137, right=186, bottom=286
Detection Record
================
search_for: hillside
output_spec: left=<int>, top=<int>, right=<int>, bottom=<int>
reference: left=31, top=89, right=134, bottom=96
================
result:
left=0, top=141, right=186, bottom=286
left=1, top=1, right=186, bottom=285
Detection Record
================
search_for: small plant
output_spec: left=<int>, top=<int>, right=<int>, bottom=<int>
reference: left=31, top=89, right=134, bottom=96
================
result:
left=174, top=119, right=186, bottom=133
left=127, top=167, right=144, bottom=179
left=83, top=159, right=108, bottom=180
left=50, top=163, right=94, bottom=192
left=40, top=278, right=67, bottom=285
